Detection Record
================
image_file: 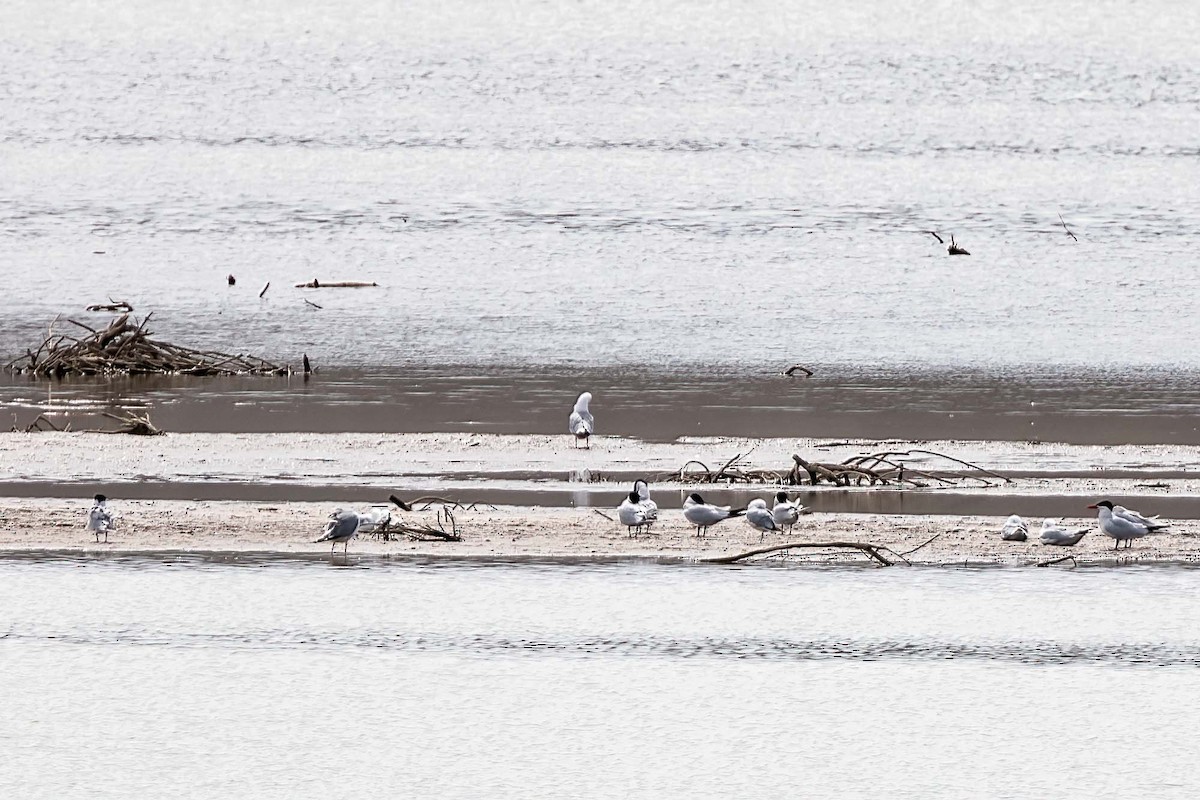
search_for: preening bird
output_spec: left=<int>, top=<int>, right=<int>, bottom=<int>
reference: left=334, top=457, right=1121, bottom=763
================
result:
left=633, top=479, right=658, bottom=525
left=86, top=493, right=115, bottom=543
left=1000, top=514, right=1029, bottom=542
left=771, top=491, right=810, bottom=533
left=682, top=493, right=745, bottom=537
left=1089, top=500, right=1164, bottom=550
left=316, top=508, right=361, bottom=554
left=568, top=392, right=594, bottom=449
left=1039, top=518, right=1088, bottom=547
left=745, top=498, right=779, bottom=541
left=617, top=490, right=650, bottom=537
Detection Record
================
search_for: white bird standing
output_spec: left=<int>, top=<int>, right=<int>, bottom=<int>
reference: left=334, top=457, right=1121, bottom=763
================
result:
left=568, top=392, right=594, bottom=449
left=316, top=508, right=361, bottom=554
left=771, top=491, right=810, bottom=533
left=745, top=498, right=779, bottom=541
left=1000, top=514, right=1029, bottom=542
left=1039, top=518, right=1088, bottom=547
left=1089, top=500, right=1162, bottom=550
left=633, top=479, right=658, bottom=526
left=86, top=493, right=115, bottom=543
left=682, top=493, right=746, bottom=537
left=617, top=490, right=650, bottom=537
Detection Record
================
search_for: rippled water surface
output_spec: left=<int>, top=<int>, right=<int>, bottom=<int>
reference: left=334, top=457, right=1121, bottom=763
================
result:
left=3, top=0, right=1199, bottom=372
left=2, top=555, right=1199, bottom=798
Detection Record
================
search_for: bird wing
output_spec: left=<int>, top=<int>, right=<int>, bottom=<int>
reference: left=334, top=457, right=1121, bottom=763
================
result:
left=569, top=411, right=593, bottom=435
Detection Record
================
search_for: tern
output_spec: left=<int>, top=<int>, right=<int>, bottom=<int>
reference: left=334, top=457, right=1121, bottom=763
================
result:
left=633, top=479, right=659, bottom=526
left=1112, top=503, right=1169, bottom=532
left=316, top=508, right=361, bottom=554
left=617, top=490, right=651, bottom=537
left=1089, top=500, right=1162, bottom=550
left=568, top=392, right=594, bottom=449
left=771, top=491, right=810, bottom=533
left=745, top=498, right=779, bottom=541
left=355, top=505, right=393, bottom=537
left=86, top=493, right=115, bottom=543
left=1039, top=518, right=1088, bottom=547
left=682, top=493, right=746, bottom=537
left=1000, top=514, right=1029, bottom=542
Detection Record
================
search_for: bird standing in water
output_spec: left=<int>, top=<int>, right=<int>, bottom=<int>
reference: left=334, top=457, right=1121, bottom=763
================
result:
left=316, top=508, right=361, bottom=554
left=568, top=392, right=594, bottom=448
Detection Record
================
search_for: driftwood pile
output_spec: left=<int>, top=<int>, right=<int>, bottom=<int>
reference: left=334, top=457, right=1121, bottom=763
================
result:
left=662, top=449, right=1011, bottom=489
left=7, top=313, right=288, bottom=377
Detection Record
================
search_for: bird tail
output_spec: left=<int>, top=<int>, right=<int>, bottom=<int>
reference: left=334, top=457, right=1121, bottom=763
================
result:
left=728, top=508, right=747, bottom=518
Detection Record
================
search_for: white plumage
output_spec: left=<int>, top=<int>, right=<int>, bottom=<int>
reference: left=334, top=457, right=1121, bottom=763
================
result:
left=1000, top=514, right=1029, bottom=542
left=1039, top=518, right=1088, bottom=546
left=1090, top=500, right=1161, bottom=550
left=771, top=491, right=810, bottom=533
left=682, top=493, right=745, bottom=537
left=86, top=494, right=115, bottom=543
left=617, top=491, right=649, bottom=537
left=745, top=498, right=778, bottom=541
left=633, top=479, right=658, bottom=525
left=568, top=392, right=594, bottom=448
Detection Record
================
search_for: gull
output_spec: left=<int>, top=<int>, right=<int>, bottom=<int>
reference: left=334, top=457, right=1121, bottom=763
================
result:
left=772, top=491, right=810, bottom=533
left=568, top=392, right=594, bottom=448
left=633, top=479, right=659, bottom=526
left=1039, top=518, right=1088, bottom=547
left=1000, top=514, right=1029, bottom=542
left=316, top=508, right=361, bottom=554
left=682, top=493, right=746, bottom=537
left=1112, top=503, right=1169, bottom=532
left=86, top=493, right=115, bottom=543
left=617, top=490, right=650, bottom=537
left=745, top=498, right=779, bottom=541
left=355, top=505, right=393, bottom=537
left=1089, top=500, right=1161, bottom=550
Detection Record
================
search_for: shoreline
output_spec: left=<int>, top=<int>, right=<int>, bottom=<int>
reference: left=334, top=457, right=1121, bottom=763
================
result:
left=3, top=497, right=1197, bottom=567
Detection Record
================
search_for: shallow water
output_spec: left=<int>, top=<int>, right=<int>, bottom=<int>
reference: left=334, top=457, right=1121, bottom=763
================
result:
left=4, top=0, right=1200, bottom=374
left=2, top=555, right=1199, bottom=798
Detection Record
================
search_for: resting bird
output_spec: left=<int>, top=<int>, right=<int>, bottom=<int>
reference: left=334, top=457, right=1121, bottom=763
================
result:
left=771, top=491, right=810, bottom=533
left=632, top=479, right=659, bottom=526
left=355, top=506, right=393, bottom=537
left=617, top=490, right=651, bottom=537
left=1039, top=518, right=1088, bottom=547
left=316, top=508, right=361, bottom=554
left=745, top=498, right=779, bottom=541
left=568, top=392, right=594, bottom=449
left=682, top=493, right=745, bottom=537
left=86, top=493, right=115, bottom=543
left=1000, top=514, right=1029, bottom=542
left=1089, top=500, right=1163, bottom=550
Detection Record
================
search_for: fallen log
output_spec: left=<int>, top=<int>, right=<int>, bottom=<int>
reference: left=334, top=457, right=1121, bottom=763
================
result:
left=702, top=541, right=893, bottom=567
left=294, top=279, right=379, bottom=288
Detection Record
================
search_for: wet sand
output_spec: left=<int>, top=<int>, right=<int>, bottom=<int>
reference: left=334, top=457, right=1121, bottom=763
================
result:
left=2, top=497, right=1196, bottom=566
left=2, top=430, right=1198, bottom=564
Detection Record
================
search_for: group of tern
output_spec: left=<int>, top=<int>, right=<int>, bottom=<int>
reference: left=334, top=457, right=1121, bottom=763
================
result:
left=625, top=485, right=811, bottom=539
left=1001, top=500, right=1169, bottom=550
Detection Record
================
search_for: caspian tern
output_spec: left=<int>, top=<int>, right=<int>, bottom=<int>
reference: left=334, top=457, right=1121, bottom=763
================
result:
left=86, top=493, right=115, bottom=543
left=682, top=493, right=746, bottom=537
left=771, top=491, right=810, bottom=533
left=1089, top=500, right=1160, bottom=550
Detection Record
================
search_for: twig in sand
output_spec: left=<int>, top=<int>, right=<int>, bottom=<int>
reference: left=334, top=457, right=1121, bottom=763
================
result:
left=1057, top=211, right=1078, bottom=242
left=1035, top=554, right=1077, bottom=568
left=899, top=532, right=942, bottom=557
left=259, top=282, right=270, bottom=298
left=303, top=299, right=323, bottom=309
left=782, top=364, right=814, bottom=377
left=592, top=509, right=615, bottom=522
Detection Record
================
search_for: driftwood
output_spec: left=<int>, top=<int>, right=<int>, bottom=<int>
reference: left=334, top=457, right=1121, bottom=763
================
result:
left=377, top=502, right=462, bottom=542
left=7, top=313, right=289, bottom=377
left=702, top=541, right=893, bottom=567
left=17, top=414, right=71, bottom=433
left=294, top=279, right=379, bottom=288
left=1057, top=212, right=1078, bottom=242
left=1035, top=554, right=1077, bottom=568
left=86, top=300, right=134, bottom=313
left=390, top=493, right=496, bottom=512
left=782, top=364, right=814, bottom=377
left=304, top=299, right=323, bottom=309
left=259, top=282, right=270, bottom=298
left=927, top=230, right=970, bottom=255
left=84, top=411, right=163, bottom=436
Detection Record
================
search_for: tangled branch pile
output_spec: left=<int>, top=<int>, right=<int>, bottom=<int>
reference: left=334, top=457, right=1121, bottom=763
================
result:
left=661, top=449, right=1011, bottom=489
left=6, top=314, right=288, bottom=377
